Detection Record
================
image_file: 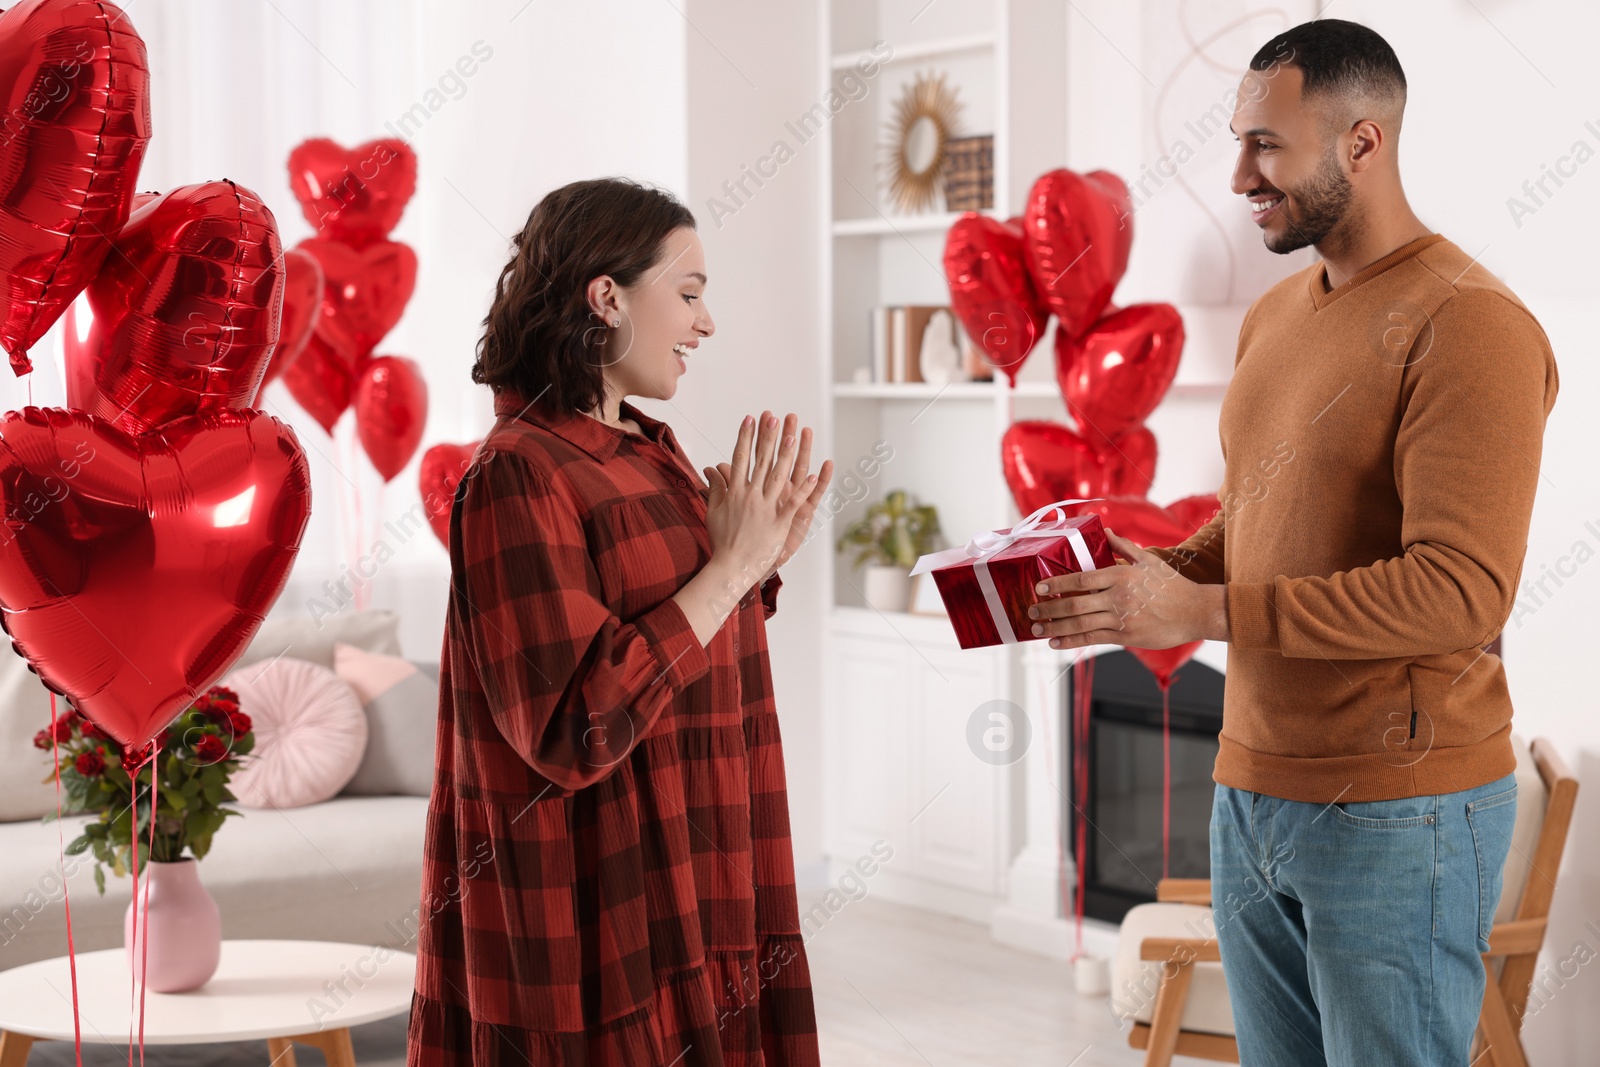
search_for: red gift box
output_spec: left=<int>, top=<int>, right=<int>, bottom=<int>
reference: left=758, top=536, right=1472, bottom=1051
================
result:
left=909, top=501, right=1115, bottom=649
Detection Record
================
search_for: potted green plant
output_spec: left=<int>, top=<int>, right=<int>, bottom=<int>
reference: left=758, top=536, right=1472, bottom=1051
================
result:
left=835, top=489, right=941, bottom=611
left=36, top=685, right=253, bottom=992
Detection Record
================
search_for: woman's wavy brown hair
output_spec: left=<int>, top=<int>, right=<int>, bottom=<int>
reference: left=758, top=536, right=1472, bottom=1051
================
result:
left=472, top=178, right=696, bottom=413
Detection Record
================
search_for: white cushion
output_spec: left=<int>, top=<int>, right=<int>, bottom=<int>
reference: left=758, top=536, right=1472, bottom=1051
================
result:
left=1111, top=902, right=1235, bottom=1036
left=334, top=644, right=438, bottom=798
left=224, top=658, right=368, bottom=809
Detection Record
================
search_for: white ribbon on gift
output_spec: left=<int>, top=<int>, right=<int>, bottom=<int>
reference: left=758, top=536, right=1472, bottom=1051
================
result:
left=909, top=498, right=1103, bottom=644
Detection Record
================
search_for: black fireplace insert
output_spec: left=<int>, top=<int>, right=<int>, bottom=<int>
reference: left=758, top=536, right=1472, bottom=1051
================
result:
left=1064, top=650, right=1224, bottom=924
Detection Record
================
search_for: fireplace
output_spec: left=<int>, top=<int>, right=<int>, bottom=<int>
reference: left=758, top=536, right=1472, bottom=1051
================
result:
left=1065, top=650, right=1225, bottom=925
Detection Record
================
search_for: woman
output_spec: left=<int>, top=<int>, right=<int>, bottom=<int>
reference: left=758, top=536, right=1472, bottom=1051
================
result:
left=407, top=177, right=832, bottom=1066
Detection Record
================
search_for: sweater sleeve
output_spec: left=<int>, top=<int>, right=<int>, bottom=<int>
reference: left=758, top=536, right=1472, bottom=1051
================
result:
left=1147, top=508, right=1227, bottom=585
left=455, top=448, right=712, bottom=790
left=1226, top=289, right=1558, bottom=659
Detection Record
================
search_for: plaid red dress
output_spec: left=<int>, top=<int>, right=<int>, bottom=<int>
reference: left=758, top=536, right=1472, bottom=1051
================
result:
left=407, top=388, right=821, bottom=1066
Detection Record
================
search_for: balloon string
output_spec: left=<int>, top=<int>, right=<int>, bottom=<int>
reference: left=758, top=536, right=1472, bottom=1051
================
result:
left=138, top=766, right=156, bottom=1067
left=341, top=423, right=356, bottom=608
left=126, top=753, right=139, bottom=1067
left=1161, top=682, right=1172, bottom=881
left=1070, top=654, right=1096, bottom=960
left=48, top=693, right=84, bottom=1067
left=352, top=440, right=366, bottom=611
left=1070, top=658, right=1084, bottom=960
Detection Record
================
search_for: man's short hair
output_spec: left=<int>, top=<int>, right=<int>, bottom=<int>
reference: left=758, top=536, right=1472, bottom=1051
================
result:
left=1251, top=18, right=1406, bottom=122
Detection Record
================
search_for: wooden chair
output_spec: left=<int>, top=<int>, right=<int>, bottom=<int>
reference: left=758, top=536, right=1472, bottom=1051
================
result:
left=1109, top=735, right=1578, bottom=1067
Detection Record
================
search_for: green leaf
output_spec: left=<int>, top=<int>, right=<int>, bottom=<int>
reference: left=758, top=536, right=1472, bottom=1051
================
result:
left=93, top=865, right=105, bottom=895
left=64, top=834, right=91, bottom=856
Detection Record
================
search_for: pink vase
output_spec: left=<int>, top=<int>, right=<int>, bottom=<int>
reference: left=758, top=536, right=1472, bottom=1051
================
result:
left=123, top=858, right=222, bottom=992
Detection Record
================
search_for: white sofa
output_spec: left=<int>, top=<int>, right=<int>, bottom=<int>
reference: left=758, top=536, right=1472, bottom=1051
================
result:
left=0, top=611, right=436, bottom=972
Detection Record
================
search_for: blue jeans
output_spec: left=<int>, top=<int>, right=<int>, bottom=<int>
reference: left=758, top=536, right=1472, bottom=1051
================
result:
left=1209, top=772, right=1518, bottom=1066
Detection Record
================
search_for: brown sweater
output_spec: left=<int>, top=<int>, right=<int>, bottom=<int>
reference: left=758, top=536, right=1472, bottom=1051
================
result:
left=1153, top=233, right=1559, bottom=802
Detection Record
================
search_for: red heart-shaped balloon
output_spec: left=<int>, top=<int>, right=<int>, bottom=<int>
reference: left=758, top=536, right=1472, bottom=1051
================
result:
left=1076, top=493, right=1220, bottom=688
left=943, top=213, right=1048, bottom=385
left=60, top=194, right=157, bottom=409
left=419, top=441, right=480, bottom=547
left=66, top=182, right=284, bottom=435
left=1130, top=642, right=1202, bottom=690
left=1106, top=425, right=1157, bottom=500
left=1000, top=421, right=1158, bottom=515
left=280, top=332, right=356, bottom=434
left=1165, top=492, right=1221, bottom=534
left=0, top=0, right=152, bottom=375
left=0, top=406, right=311, bottom=750
left=1022, top=169, right=1133, bottom=339
left=286, top=138, right=416, bottom=248
left=299, top=236, right=417, bottom=367
left=1056, top=303, right=1185, bottom=447
left=260, top=247, right=323, bottom=388
left=1072, top=494, right=1217, bottom=551
left=355, top=355, right=428, bottom=481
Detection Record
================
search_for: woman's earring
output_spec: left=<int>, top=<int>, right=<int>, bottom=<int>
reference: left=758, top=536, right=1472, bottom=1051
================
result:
left=611, top=317, right=620, bottom=327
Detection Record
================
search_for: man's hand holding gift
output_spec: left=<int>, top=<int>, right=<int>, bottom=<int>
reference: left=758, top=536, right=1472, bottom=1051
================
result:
left=1028, top=529, right=1231, bottom=650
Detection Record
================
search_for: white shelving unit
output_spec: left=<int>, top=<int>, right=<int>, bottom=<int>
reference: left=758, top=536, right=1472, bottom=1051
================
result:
left=818, top=0, right=1074, bottom=923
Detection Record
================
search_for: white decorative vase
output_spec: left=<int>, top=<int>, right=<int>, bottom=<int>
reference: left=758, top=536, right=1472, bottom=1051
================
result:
left=124, top=858, right=222, bottom=993
left=863, top=564, right=912, bottom=613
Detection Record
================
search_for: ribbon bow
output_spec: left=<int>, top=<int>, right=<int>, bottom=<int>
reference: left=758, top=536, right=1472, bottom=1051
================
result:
left=910, top=498, right=1102, bottom=644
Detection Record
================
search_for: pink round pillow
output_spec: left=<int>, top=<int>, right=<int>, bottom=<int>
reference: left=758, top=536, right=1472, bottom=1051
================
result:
left=223, top=658, right=368, bottom=809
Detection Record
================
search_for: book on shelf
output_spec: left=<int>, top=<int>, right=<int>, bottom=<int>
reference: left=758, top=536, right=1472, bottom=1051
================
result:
left=868, top=305, right=995, bottom=384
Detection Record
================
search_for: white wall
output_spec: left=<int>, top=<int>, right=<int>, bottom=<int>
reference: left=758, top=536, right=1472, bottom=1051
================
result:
left=664, top=0, right=828, bottom=876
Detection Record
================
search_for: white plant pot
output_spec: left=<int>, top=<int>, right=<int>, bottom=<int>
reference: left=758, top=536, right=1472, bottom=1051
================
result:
left=1073, top=954, right=1110, bottom=996
left=863, top=564, right=911, bottom=613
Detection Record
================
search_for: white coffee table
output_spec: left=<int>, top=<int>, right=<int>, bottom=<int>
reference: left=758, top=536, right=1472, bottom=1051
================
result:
left=0, top=939, right=415, bottom=1066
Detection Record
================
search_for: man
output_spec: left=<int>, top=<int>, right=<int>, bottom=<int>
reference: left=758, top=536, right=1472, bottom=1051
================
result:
left=1028, top=19, right=1558, bottom=1067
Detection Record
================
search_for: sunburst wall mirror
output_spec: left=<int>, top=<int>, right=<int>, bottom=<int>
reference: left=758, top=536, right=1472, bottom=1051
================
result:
left=882, top=70, right=964, bottom=214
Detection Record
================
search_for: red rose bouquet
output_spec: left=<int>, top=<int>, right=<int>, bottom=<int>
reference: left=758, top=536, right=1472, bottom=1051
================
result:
left=37, top=687, right=255, bottom=894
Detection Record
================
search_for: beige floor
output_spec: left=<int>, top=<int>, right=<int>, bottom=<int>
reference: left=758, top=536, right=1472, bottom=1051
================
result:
left=27, top=895, right=1171, bottom=1065
left=804, top=893, right=1161, bottom=1066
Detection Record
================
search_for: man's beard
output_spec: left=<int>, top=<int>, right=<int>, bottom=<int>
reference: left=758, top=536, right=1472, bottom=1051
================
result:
left=1263, top=147, right=1354, bottom=255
